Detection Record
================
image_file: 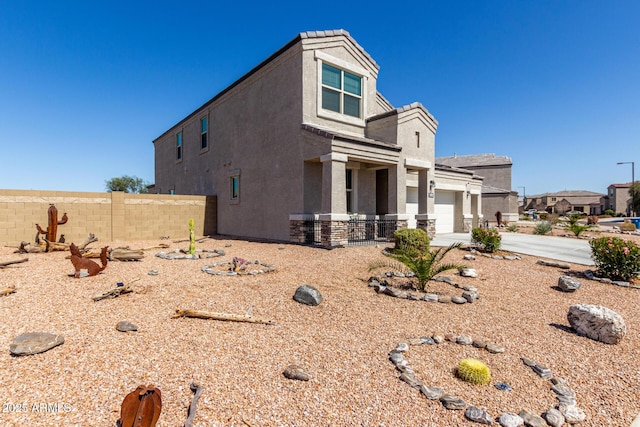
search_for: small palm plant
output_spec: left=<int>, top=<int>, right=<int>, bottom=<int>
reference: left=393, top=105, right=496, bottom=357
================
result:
left=369, top=243, right=466, bottom=291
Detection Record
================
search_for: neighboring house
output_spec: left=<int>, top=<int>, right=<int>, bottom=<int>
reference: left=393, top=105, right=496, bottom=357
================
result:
left=435, top=154, right=519, bottom=223
left=153, top=30, right=483, bottom=247
left=524, top=190, right=605, bottom=215
left=606, top=183, right=631, bottom=215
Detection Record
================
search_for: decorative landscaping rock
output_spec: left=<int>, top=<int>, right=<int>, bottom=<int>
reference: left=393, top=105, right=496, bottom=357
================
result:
left=465, top=406, right=494, bottom=425
left=456, top=335, right=473, bottom=345
left=463, top=290, right=479, bottom=302
left=558, top=276, right=581, bottom=292
left=10, top=332, right=64, bottom=356
left=419, top=385, right=444, bottom=400
left=395, top=342, right=410, bottom=352
left=473, top=339, right=487, bottom=349
left=460, top=268, right=478, bottom=278
left=399, top=372, right=422, bottom=388
left=485, top=343, right=506, bottom=354
left=463, top=254, right=476, bottom=260
left=558, top=402, right=586, bottom=424
left=420, top=336, right=435, bottom=345
left=543, top=407, right=565, bottom=427
left=148, top=269, right=159, bottom=276
left=423, top=293, right=438, bottom=302
left=532, top=364, right=552, bottom=378
left=452, top=296, right=467, bottom=304
left=116, top=321, right=138, bottom=332
left=283, top=364, right=310, bottom=381
left=567, top=304, right=626, bottom=344
left=293, top=285, right=323, bottom=306
left=440, top=394, right=466, bottom=410
left=498, top=412, right=524, bottom=427
left=383, top=286, right=407, bottom=299
left=518, top=409, right=547, bottom=427
left=434, top=275, right=456, bottom=286
left=537, top=260, right=571, bottom=269
left=494, top=382, right=512, bottom=391
left=438, top=295, right=452, bottom=304
left=157, top=249, right=225, bottom=260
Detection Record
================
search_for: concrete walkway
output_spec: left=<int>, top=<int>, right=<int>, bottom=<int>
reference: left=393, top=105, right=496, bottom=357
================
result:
left=431, top=232, right=594, bottom=266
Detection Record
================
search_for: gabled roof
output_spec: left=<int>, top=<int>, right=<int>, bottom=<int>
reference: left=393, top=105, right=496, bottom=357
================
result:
left=367, top=102, right=438, bottom=126
left=435, top=153, right=512, bottom=168
left=528, top=190, right=605, bottom=198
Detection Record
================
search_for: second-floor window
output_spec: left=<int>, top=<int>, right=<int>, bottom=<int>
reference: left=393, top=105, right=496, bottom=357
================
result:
left=321, top=63, right=362, bottom=118
left=176, top=132, right=183, bottom=160
left=200, top=117, right=208, bottom=150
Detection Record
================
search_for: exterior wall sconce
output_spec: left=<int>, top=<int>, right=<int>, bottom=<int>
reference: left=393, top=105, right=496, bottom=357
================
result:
left=429, top=180, right=436, bottom=198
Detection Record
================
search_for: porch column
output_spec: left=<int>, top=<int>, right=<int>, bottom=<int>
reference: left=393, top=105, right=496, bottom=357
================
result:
left=385, top=164, right=409, bottom=230
left=416, top=168, right=436, bottom=238
left=320, top=153, right=348, bottom=214
left=462, top=183, right=473, bottom=232
left=319, top=153, right=349, bottom=248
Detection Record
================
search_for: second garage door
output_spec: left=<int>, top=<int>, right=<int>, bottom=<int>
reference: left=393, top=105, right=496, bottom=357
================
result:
left=434, top=191, right=455, bottom=233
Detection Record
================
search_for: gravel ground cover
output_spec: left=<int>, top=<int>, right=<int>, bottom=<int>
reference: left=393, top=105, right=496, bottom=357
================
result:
left=0, top=236, right=638, bottom=426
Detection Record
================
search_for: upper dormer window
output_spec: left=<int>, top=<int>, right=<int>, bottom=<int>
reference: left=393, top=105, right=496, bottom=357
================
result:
left=321, top=63, right=362, bottom=118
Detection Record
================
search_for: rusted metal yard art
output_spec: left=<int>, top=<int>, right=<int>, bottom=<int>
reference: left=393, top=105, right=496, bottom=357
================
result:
left=36, top=204, right=68, bottom=244
left=69, top=242, right=109, bottom=278
left=118, top=385, right=162, bottom=427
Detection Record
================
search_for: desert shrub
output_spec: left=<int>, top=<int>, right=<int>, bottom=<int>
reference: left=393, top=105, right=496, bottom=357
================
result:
left=393, top=228, right=430, bottom=254
left=506, top=224, right=518, bottom=232
left=587, top=215, right=599, bottom=224
left=567, top=214, right=582, bottom=226
left=471, top=227, right=501, bottom=253
left=620, top=221, right=637, bottom=232
left=369, top=243, right=466, bottom=291
left=604, top=209, right=615, bottom=216
left=533, top=221, right=552, bottom=235
left=457, top=358, right=491, bottom=385
left=522, top=213, right=531, bottom=221
left=590, top=237, right=640, bottom=281
left=567, top=222, right=593, bottom=237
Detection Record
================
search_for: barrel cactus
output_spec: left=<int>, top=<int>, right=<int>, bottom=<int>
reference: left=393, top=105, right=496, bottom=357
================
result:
left=457, top=358, right=491, bottom=385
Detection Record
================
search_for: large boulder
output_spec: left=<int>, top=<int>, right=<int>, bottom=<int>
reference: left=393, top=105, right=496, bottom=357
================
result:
left=10, top=332, right=64, bottom=356
left=567, top=304, right=626, bottom=344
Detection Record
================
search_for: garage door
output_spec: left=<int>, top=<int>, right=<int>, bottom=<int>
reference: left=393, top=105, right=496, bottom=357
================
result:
left=406, top=187, right=418, bottom=229
left=434, top=191, right=455, bottom=233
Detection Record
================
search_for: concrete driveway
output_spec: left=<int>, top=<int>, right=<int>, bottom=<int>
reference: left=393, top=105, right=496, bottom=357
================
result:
left=431, top=232, right=594, bottom=266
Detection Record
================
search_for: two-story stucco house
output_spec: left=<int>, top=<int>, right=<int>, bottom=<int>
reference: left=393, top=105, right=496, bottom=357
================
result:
left=153, top=30, right=483, bottom=247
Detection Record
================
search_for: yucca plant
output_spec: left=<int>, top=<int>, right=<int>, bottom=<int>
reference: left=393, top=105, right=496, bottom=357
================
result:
left=369, top=243, right=466, bottom=291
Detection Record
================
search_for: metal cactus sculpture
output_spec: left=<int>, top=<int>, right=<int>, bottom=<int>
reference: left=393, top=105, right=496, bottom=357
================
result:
left=36, top=204, right=68, bottom=243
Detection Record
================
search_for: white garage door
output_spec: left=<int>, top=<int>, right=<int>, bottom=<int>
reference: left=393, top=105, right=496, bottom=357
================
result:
left=434, top=191, right=455, bottom=233
left=406, top=187, right=418, bottom=228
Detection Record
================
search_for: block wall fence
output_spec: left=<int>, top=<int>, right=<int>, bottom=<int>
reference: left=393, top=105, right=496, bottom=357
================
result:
left=0, top=190, right=217, bottom=247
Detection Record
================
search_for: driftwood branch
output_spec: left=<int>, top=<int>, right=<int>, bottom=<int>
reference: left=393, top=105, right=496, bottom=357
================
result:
left=172, top=308, right=276, bottom=325
left=76, top=233, right=98, bottom=251
left=0, top=258, right=28, bottom=268
left=92, top=285, right=133, bottom=301
left=0, top=286, right=16, bottom=297
left=183, top=383, right=203, bottom=427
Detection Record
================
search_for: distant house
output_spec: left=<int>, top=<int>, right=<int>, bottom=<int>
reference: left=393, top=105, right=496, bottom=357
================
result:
left=435, top=154, right=518, bottom=223
left=606, top=183, right=631, bottom=215
left=524, top=190, right=605, bottom=215
left=153, top=30, right=483, bottom=247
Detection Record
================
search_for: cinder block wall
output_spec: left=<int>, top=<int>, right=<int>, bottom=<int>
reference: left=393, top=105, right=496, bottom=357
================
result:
left=0, top=190, right=217, bottom=246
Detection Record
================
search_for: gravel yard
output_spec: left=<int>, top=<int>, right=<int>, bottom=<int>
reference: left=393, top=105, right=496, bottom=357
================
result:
left=0, top=235, right=638, bottom=426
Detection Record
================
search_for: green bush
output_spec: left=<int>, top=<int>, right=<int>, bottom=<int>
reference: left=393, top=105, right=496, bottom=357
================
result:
left=567, top=222, right=593, bottom=237
left=393, top=228, right=430, bottom=253
left=533, top=221, right=552, bottom=235
left=471, top=227, right=501, bottom=253
left=604, top=209, right=615, bottom=216
left=506, top=224, right=518, bottom=232
left=590, top=237, right=640, bottom=281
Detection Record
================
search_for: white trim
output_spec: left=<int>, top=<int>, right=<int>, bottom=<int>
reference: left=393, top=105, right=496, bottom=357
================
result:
left=315, top=51, right=370, bottom=78
left=320, top=152, right=348, bottom=163
left=404, top=158, right=432, bottom=169
left=318, top=213, right=351, bottom=221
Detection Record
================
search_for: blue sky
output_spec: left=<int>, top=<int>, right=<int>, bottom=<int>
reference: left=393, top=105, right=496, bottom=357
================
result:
left=1, top=1, right=638, bottom=196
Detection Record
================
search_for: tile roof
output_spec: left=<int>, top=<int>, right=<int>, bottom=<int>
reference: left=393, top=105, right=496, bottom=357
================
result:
left=435, top=153, right=512, bottom=167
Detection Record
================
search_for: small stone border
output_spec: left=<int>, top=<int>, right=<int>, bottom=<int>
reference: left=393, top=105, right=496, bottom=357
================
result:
left=464, top=247, right=523, bottom=261
left=368, top=274, right=480, bottom=305
left=201, top=260, right=275, bottom=276
left=156, top=249, right=225, bottom=260
left=389, top=335, right=586, bottom=425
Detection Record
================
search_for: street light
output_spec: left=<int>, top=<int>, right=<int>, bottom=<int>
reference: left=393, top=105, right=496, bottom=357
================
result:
left=518, top=186, right=526, bottom=210
left=617, top=161, right=635, bottom=217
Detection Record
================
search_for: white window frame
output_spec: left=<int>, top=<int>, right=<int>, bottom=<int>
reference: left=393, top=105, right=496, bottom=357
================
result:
left=315, top=51, right=368, bottom=127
